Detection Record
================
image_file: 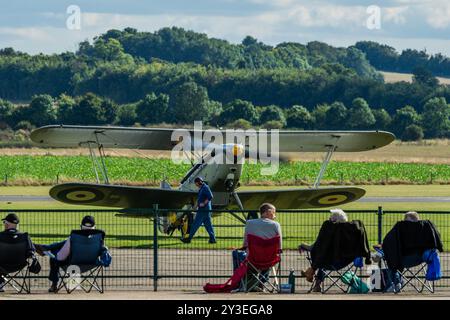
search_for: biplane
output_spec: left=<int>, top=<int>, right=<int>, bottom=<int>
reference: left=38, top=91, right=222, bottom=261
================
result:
left=31, top=125, right=394, bottom=237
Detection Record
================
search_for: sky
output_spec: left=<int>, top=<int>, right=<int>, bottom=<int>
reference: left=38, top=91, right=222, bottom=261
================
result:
left=0, top=0, right=449, bottom=56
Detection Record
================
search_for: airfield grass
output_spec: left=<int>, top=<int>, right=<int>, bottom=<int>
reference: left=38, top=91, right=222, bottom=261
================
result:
left=1, top=185, right=449, bottom=249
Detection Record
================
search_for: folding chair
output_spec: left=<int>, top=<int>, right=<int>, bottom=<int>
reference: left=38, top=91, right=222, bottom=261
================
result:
left=57, top=229, right=106, bottom=294
left=0, top=232, right=33, bottom=294
left=304, top=250, right=364, bottom=294
left=374, top=246, right=435, bottom=293
left=243, top=234, right=281, bottom=293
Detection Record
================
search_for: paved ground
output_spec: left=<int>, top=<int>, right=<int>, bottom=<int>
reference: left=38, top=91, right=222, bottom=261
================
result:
left=6, top=248, right=450, bottom=294
left=1, top=290, right=449, bottom=300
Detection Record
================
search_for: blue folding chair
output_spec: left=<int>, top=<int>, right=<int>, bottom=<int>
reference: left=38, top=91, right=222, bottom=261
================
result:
left=374, top=246, right=435, bottom=293
left=57, top=230, right=107, bottom=293
left=305, top=251, right=365, bottom=294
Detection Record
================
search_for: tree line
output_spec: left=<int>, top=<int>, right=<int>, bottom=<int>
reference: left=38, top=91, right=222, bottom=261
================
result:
left=0, top=27, right=450, bottom=142
left=1, top=89, right=449, bottom=141
left=355, top=41, right=450, bottom=78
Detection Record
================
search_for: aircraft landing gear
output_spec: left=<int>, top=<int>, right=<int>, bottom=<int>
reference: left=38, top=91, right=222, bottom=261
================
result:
left=180, top=212, right=194, bottom=240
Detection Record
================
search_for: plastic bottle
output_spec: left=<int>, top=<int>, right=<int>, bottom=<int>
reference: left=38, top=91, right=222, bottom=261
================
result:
left=288, top=269, right=296, bottom=293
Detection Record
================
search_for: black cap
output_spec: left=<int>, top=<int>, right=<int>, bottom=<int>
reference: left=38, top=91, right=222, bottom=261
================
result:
left=81, top=215, right=95, bottom=228
left=194, top=177, right=204, bottom=184
left=2, top=213, right=19, bottom=224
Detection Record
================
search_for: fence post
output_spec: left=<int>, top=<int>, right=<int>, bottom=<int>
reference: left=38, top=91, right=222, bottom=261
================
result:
left=377, top=206, right=383, bottom=244
left=153, top=204, right=159, bottom=292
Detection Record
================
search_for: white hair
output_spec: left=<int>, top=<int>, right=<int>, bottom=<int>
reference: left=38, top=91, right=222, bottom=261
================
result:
left=329, top=209, right=348, bottom=223
left=404, top=211, right=420, bottom=222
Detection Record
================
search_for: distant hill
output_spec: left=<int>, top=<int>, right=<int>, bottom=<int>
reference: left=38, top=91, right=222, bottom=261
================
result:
left=356, top=41, right=450, bottom=78
left=381, top=71, right=450, bottom=85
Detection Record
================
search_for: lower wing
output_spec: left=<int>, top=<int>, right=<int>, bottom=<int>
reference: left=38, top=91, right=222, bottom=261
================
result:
left=235, top=187, right=365, bottom=210
left=50, top=183, right=197, bottom=210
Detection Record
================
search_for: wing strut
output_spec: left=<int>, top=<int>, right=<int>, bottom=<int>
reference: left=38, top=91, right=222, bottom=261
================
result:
left=313, top=136, right=340, bottom=188
left=81, top=133, right=110, bottom=184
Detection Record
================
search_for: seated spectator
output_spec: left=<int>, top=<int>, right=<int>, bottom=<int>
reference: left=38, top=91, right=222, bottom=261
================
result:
left=36, top=215, right=107, bottom=293
left=299, top=209, right=371, bottom=292
left=381, top=211, right=443, bottom=291
left=0, top=213, right=37, bottom=292
left=237, top=203, right=282, bottom=291
left=242, top=203, right=282, bottom=251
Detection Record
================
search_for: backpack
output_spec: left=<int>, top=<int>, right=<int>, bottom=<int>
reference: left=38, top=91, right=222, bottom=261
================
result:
left=99, top=247, right=112, bottom=267
left=204, top=261, right=248, bottom=293
left=341, top=271, right=369, bottom=293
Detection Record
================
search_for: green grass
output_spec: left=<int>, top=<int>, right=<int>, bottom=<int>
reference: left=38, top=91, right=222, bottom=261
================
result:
left=1, top=185, right=449, bottom=249
left=10, top=209, right=450, bottom=250
left=0, top=155, right=450, bottom=185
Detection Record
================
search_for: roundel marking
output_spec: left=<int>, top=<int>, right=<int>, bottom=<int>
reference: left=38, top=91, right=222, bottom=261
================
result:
left=58, top=188, right=105, bottom=204
left=309, top=191, right=356, bottom=207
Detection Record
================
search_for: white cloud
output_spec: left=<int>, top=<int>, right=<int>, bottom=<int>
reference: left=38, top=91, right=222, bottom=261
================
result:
left=1, top=1, right=449, bottom=55
left=383, top=6, right=409, bottom=25
left=0, top=27, right=53, bottom=42
left=422, top=1, right=450, bottom=29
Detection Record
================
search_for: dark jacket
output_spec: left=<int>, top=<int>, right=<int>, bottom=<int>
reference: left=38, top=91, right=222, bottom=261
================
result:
left=310, top=220, right=371, bottom=269
left=382, top=220, right=443, bottom=272
left=0, top=228, right=35, bottom=258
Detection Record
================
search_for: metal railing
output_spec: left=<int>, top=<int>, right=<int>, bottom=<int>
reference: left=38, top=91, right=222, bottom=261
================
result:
left=0, top=207, right=448, bottom=292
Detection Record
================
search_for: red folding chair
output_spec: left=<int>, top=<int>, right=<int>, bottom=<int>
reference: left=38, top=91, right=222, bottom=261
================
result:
left=243, top=234, right=281, bottom=293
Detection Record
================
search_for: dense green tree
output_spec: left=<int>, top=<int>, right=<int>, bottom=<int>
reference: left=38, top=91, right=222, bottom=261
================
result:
left=0, top=99, right=14, bottom=127
left=354, top=41, right=399, bottom=71
left=24, top=94, right=57, bottom=126
left=259, top=105, right=286, bottom=126
left=324, top=102, right=348, bottom=130
left=412, top=66, right=439, bottom=88
left=2, top=27, right=450, bottom=135
left=70, top=93, right=117, bottom=125
left=57, top=94, right=77, bottom=123
left=168, top=82, right=221, bottom=124
left=372, top=108, right=392, bottom=130
left=347, top=98, right=375, bottom=129
left=117, top=103, right=137, bottom=126
left=286, top=105, right=314, bottom=129
left=391, top=105, right=421, bottom=137
left=262, top=120, right=284, bottom=129
left=311, top=104, right=330, bottom=129
left=402, top=124, right=424, bottom=141
left=136, top=93, right=169, bottom=124
left=226, top=118, right=253, bottom=129
left=421, top=97, right=450, bottom=138
left=220, top=99, right=259, bottom=125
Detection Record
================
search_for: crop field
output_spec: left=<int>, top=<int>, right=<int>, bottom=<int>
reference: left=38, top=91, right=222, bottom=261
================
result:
left=0, top=155, right=450, bottom=186
left=381, top=71, right=450, bottom=85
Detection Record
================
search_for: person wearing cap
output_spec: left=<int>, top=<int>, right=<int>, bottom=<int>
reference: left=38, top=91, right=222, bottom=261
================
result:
left=0, top=213, right=36, bottom=292
left=36, top=215, right=105, bottom=292
left=181, top=176, right=216, bottom=244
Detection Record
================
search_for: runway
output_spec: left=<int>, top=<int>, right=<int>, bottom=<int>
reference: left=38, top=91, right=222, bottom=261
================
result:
left=1, top=195, right=450, bottom=203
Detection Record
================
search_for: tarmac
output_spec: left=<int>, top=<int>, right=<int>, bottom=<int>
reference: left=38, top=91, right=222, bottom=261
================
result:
left=1, top=290, right=449, bottom=300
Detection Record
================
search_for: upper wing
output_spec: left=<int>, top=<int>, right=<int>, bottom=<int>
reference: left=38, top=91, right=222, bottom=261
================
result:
left=49, top=183, right=197, bottom=209
left=235, top=187, right=366, bottom=210
left=31, top=125, right=395, bottom=152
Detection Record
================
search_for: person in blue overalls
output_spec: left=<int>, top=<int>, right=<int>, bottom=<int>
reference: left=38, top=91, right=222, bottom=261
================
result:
left=181, top=177, right=216, bottom=244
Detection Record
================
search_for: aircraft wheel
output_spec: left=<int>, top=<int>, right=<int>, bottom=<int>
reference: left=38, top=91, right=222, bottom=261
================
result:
left=180, top=212, right=194, bottom=239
